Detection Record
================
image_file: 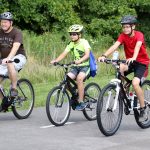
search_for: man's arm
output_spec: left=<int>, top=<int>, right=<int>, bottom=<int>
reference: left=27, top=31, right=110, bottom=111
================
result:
left=7, top=42, right=21, bottom=59
left=2, top=42, right=21, bottom=64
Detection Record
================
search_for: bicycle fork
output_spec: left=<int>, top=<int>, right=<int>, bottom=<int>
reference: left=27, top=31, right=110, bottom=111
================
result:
left=55, top=85, right=66, bottom=108
left=106, top=79, right=121, bottom=111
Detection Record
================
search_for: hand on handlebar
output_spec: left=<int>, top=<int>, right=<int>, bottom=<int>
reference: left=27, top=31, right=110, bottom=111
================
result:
left=97, top=56, right=106, bottom=62
left=74, top=60, right=82, bottom=65
left=2, top=58, right=11, bottom=64
left=126, top=58, right=136, bottom=65
left=1, top=58, right=19, bottom=64
left=50, top=60, right=58, bottom=65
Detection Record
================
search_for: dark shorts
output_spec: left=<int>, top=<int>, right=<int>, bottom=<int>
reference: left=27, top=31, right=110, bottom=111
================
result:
left=69, top=66, right=90, bottom=77
left=124, top=61, right=147, bottom=79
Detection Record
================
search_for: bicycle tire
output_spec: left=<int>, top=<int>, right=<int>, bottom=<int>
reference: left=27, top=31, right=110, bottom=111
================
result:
left=12, top=78, right=35, bottom=119
left=46, top=86, right=71, bottom=126
left=83, top=82, right=101, bottom=121
left=97, top=84, right=123, bottom=136
left=134, top=80, right=150, bottom=128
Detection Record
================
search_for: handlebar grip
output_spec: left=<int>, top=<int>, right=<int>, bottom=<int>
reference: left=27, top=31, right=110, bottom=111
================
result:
left=13, top=58, right=20, bottom=63
left=0, top=58, right=20, bottom=64
left=54, top=62, right=59, bottom=66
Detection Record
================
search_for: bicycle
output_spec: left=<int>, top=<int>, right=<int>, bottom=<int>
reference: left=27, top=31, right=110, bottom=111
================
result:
left=0, top=59, right=35, bottom=119
left=96, top=59, right=150, bottom=136
left=46, top=62, right=101, bottom=126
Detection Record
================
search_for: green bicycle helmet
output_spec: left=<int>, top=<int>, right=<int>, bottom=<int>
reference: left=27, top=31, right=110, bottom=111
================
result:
left=120, top=15, right=137, bottom=25
left=0, top=12, right=13, bottom=21
left=68, top=24, right=83, bottom=33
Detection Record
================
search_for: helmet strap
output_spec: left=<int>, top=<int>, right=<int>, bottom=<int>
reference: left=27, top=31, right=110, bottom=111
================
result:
left=73, top=33, right=81, bottom=42
left=128, top=25, right=134, bottom=37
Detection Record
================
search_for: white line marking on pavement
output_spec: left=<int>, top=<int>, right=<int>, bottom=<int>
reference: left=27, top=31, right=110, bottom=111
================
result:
left=40, top=122, right=75, bottom=129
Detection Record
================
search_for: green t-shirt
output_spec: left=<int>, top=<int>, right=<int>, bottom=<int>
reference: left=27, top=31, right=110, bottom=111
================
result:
left=65, top=39, right=91, bottom=66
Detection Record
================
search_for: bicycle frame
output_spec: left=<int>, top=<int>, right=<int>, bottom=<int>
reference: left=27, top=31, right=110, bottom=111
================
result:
left=0, top=76, right=28, bottom=105
left=107, top=60, right=137, bottom=113
left=51, top=63, right=80, bottom=111
left=58, top=65, right=78, bottom=97
left=0, top=76, right=10, bottom=98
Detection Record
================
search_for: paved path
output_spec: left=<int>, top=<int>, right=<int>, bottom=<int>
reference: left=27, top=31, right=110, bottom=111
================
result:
left=0, top=107, right=150, bottom=150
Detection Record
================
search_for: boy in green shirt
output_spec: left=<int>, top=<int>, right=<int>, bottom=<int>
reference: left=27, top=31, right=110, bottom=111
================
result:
left=51, top=24, right=90, bottom=110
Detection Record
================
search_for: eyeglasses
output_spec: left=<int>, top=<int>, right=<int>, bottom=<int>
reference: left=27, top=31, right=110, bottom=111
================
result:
left=69, top=33, right=78, bottom=36
left=122, top=25, right=132, bottom=29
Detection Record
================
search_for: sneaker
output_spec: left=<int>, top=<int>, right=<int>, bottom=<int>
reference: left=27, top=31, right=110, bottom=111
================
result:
left=10, top=88, right=18, bottom=98
left=75, top=102, right=87, bottom=111
left=139, top=107, right=148, bottom=122
left=1, top=96, right=12, bottom=112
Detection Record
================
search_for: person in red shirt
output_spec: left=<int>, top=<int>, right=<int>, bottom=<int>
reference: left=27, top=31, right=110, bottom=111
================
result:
left=98, top=15, right=149, bottom=122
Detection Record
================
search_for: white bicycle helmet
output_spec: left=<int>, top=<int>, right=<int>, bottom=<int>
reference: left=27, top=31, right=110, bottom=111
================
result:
left=0, top=12, right=13, bottom=20
left=68, top=24, right=83, bottom=33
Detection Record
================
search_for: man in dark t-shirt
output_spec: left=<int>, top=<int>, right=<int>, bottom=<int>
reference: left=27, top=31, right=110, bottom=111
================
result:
left=0, top=12, right=27, bottom=111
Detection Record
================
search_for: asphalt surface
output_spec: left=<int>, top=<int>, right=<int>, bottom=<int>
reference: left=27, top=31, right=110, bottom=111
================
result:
left=0, top=107, right=150, bottom=150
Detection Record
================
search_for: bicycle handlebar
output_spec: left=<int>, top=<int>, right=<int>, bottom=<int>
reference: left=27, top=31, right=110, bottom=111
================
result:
left=103, top=59, right=127, bottom=64
left=53, top=61, right=75, bottom=67
left=0, top=58, right=20, bottom=64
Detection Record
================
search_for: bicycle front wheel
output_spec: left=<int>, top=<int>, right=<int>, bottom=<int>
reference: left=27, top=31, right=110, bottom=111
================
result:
left=12, top=78, right=35, bottom=119
left=83, top=82, right=101, bottom=121
left=134, top=80, right=150, bottom=128
left=97, top=84, right=123, bottom=136
left=46, top=86, right=71, bottom=126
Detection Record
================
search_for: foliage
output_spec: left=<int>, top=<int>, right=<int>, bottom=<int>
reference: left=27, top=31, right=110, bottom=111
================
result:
left=1, top=0, right=81, bottom=33
left=0, top=0, right=150, bottom=44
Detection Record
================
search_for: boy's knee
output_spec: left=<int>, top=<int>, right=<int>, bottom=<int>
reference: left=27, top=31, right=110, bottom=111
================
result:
left=76, top=76, right=84, bottom=83
left=132, top=78, right=140, bottom=88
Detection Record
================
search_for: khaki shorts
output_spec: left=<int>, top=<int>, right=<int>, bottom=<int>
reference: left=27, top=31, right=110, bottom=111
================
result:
left=0, top=54, right=27, bottom=76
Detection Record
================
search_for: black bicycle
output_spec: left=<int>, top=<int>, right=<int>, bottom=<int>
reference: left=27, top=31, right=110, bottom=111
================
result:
left=0, top=59, right=35, bottom=119
left=46, top=62, right=101, bottom=126
left=97, top=59, right=150, bottom=136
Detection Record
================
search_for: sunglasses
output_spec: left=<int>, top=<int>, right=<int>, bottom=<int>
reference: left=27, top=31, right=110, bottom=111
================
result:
left=69, top=33, right=78, bottom=36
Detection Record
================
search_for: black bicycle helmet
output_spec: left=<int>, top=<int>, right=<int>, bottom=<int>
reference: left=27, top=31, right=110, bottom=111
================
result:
left=120, top=15, right=137, bottom=24
left=0, top=12, right=13, bottom=21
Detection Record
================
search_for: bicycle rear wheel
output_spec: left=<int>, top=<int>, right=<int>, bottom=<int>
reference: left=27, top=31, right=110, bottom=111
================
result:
left=134, top=80, right=150, bottom=128
left=97, top=84, right=123, bottom=136
left=83, top=82, right=101, bottom=121
left=46, top=86, right=71, bottom=126
left=12, top=78, right=35, bottom=119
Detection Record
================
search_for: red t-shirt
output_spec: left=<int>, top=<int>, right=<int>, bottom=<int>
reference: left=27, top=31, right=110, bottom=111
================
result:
left=117, top=31, right=149, bottom=65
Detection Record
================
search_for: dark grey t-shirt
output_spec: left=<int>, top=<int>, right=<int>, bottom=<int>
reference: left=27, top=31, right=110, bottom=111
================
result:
left=0, top=27, right=26, bottom=58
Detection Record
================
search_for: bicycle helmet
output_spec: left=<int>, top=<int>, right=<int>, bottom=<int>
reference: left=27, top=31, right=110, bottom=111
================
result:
left=0, top=12, right=13, bottom=21
left=120, top=15, right=137, bottom=24
left=68, top=24, right=83, bottom=33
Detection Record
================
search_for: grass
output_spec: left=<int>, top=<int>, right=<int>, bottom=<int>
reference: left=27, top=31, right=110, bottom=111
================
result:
left=16, top=30, right=150, bottom=107
left=18, top=62, right=119, bottom=107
